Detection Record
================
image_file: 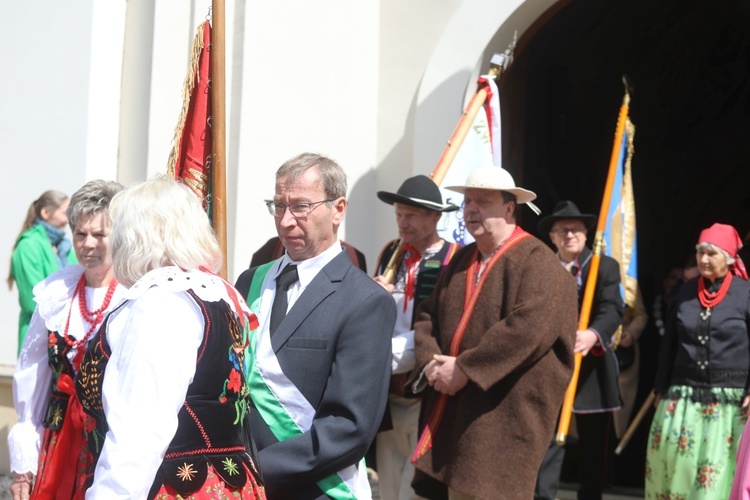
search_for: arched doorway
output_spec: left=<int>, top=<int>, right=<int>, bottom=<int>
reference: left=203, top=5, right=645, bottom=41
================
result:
left=415, top=0, right=750, bottom=490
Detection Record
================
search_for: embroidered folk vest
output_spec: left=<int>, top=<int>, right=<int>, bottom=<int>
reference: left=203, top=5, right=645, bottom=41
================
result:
left=76, top=290, right=255, bottom=498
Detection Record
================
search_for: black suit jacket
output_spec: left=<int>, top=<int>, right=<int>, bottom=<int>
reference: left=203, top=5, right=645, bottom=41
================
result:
left=575, top=246, right=624, bottom=411
left=236, top=250, right=396, bottom=499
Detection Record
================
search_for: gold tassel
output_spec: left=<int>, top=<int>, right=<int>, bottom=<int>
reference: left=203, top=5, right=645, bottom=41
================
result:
left=166, top=21, right=207, bottom=178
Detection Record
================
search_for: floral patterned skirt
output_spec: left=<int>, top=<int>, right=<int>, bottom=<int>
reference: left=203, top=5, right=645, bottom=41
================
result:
left=153, top=461, right=265, bottom=499
left=645, top=385, right=747, bottom=499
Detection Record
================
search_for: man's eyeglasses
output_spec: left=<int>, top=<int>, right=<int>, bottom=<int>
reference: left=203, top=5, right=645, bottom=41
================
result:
left=551, top=226, right=586, bottom=236
left=265, top=199, right=336, bottom=218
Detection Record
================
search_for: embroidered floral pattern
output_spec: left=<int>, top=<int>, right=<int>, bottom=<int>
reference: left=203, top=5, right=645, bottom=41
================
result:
left=153, top=461, right=264, bottom=499
left=177, top=462, right=198, bottom=482
left=650, top=429, right=662, bottom=451
left=665, top=399, right=677, bottom=417
left=695, top=460, right=718, bottom=491
left=673, top=427, right=695, bottom=456
left=646, top=386, right=745, bottom=499
left=700, top=402, right=719, bottom=422
left=218, top=309, right=250, bottom=427
left=222, top=457, right=240, bottom=476
left=50, top=406, right=64, bottom=427
left=227, top=369, right=241, bottom=393
left=653, top=492, right=687, bottom=500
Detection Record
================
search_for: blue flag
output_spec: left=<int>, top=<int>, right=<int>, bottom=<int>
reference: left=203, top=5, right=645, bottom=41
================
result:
left=603, top=118, right=637, bottom=308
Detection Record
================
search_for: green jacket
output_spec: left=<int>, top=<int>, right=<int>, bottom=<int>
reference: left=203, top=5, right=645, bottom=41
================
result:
left=11, top=223, right=76, bottom=352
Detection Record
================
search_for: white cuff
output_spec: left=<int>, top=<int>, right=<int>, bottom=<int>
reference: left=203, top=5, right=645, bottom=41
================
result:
left=8, top=420, right=41, bottom=475
left=391, top=330, right=416, bottom=374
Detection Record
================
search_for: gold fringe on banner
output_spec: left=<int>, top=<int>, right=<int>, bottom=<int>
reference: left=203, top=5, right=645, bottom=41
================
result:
left=621, top=118, right=637, bottom=309
left=166, top=21, right=207, bottom=178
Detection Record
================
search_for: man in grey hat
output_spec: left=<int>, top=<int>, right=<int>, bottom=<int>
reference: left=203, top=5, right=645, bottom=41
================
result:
left=409, top=166, right=578, bottom=500
left=373, top=174, right=460, bottom=500
left=535, top=200, right=623, bottom=500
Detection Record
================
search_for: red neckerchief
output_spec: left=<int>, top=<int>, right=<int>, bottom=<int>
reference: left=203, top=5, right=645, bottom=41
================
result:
left=402, top=245, right=422, bottom=312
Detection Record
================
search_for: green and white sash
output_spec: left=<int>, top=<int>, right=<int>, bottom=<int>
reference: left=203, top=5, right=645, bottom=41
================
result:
left=245, top=261, right=370, bottom=500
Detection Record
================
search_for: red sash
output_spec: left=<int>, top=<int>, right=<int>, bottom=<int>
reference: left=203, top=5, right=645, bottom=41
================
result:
left=411, top=227, right=530, bottom=463
left=32, top=374, right=87, bottom=500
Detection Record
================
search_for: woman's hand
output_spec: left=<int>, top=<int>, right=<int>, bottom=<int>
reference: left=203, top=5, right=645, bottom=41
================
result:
left=10, top=472, right=34, bottom=500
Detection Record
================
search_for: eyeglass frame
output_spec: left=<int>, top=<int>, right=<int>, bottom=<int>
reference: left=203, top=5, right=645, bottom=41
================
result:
left=550, top=224, right=587, bottom=236
left=264, top=198, right=338, bottom=218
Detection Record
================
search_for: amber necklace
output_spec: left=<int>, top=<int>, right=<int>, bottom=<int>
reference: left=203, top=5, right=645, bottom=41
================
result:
left=62, top=274, right=118, bottom=351
left=697, top=273, right=732, bottom=320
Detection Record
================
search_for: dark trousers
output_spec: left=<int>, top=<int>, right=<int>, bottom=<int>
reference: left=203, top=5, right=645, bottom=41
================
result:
left=534, top=412, right=614, bottom=500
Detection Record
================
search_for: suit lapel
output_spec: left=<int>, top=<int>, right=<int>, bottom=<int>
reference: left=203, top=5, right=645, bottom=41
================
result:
left=270, top=250, right=351, bottom=352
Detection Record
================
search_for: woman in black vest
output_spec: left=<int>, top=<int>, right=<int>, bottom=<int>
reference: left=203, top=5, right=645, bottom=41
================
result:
left=76, top=176, right=265, bottom=499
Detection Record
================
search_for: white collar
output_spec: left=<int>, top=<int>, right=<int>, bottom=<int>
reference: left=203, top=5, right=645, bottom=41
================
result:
left=274, top=241, right=344, bottom=290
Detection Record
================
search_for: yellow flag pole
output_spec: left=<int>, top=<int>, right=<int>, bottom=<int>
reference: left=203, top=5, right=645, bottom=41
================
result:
left=382, top=48, right=515, bottom=283
left=556, top=87, right=631, bottom=445
left=211, top=0, right=228, bottom=279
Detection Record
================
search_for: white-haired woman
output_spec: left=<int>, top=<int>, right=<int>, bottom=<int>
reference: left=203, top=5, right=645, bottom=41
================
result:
left=9, top=180, right=124, bottom=500
left=647, top=223, right=750, bottom=499
left=75, top=176, right=265, bottom=499
left=9, top=189, right=77, bottom=354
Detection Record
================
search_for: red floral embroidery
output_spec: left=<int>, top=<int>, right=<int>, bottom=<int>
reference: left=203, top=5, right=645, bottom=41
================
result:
left=84, top=415, right=96, bottom=433
left=48, top=333, right=57, bottom=347
left=227, top=369, right=241, bottom=393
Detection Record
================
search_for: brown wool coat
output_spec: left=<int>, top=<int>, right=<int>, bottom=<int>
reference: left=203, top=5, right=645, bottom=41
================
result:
left=412, top=236, right=578, bottom=499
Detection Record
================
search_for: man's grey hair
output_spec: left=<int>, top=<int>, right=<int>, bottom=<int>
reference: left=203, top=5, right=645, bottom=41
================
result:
left=276, top=152, right=347, bottom=199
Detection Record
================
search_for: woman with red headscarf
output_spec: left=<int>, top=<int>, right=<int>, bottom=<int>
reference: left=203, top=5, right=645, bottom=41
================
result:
left=647, top=223, right=750, bottom=499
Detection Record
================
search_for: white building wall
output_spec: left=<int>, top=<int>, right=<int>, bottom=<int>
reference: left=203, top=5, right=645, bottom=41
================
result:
left=0, top=0, right=562, bottom=474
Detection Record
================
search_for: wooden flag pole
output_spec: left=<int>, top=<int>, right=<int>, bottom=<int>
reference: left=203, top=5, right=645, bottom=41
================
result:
left=429, top=49, right=512, bottom=186
left=556, top=89, right=631, bottom=445
left=383, top=48, right=515, bottom=283
left=615, top=389, right=655, bottom=455
left=211, top=0, right=228, bottom=278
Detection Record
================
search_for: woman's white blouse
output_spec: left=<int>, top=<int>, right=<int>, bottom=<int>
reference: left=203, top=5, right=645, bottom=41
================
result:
left=86, top=266, right=250, bottom=499
left=9, top=265, right=126, bottom=474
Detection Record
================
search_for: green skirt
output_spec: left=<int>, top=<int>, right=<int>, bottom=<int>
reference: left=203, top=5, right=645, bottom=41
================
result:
left=645, top=385, right=747, bottom=499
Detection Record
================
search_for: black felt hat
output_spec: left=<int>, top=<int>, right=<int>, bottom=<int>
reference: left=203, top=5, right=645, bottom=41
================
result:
left=537, top=200, right=597, bottom=235
left=377, top=175, right=459, bottom=212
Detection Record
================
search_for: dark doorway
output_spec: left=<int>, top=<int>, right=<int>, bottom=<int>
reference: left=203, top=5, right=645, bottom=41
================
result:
left=500, top=0, right=750, bottom=490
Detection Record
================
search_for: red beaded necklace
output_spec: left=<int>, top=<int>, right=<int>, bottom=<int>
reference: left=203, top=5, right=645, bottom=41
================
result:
left=697, top=272, right=732, bottom=320
left=62, top=274, right=118, bottom=351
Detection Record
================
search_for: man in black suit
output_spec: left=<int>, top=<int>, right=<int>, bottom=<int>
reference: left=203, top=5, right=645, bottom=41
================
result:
left=235, top=152, right=397, bottom=499
left=535, top=200, right=623, bottom=500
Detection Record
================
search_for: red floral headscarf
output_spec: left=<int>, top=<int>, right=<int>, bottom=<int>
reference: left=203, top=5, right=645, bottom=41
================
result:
left=698, top=223, right=748, bottom=280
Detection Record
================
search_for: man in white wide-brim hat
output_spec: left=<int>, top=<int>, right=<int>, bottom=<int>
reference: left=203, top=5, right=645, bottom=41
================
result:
left=408, top=165, right=578, bottom=499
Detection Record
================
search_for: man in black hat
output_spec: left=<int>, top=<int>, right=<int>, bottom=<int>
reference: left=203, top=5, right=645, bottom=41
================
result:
left=373, top=174, right=460, bottom=500
left=535, top=200, right=624, bottom=500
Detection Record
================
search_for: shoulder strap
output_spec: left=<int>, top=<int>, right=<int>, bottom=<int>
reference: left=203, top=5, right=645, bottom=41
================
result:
left=442, top=242, right=461, bottom=266
left=248, top=261, right=275, bottom=305
left=235, top=261, right=275, bottom=301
